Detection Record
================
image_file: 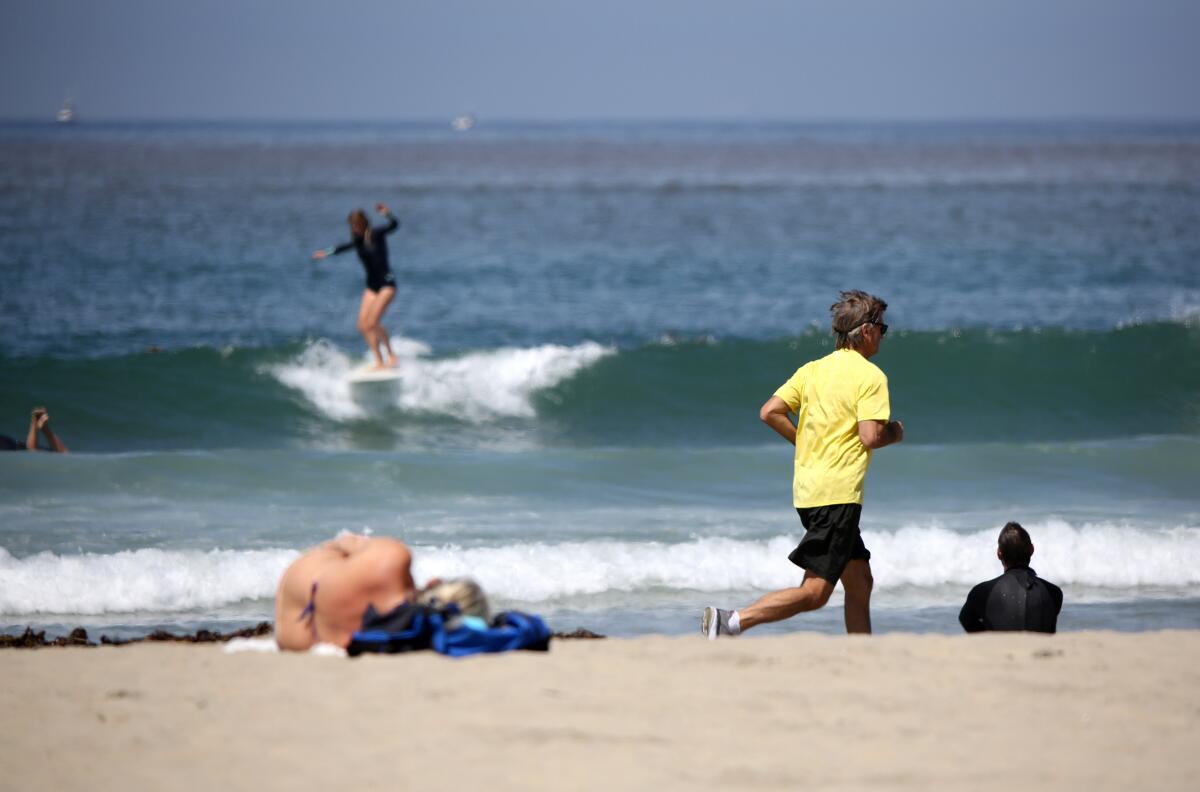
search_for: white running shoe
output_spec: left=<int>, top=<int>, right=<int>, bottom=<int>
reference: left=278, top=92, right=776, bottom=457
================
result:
left=701, top=606, right=735, bottom=640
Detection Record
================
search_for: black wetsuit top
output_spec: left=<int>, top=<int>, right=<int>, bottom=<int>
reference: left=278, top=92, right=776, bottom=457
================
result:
left=329, top=214, right=400, bottom=292
left=959, top=566, right=1063, bottom=633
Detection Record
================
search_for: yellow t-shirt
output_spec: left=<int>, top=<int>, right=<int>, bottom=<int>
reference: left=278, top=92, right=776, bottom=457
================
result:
left=774, top=348, right=891, bottom=508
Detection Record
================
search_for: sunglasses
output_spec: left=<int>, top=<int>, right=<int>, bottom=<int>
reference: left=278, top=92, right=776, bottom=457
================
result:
left=873, top=322, right=888, bottom=336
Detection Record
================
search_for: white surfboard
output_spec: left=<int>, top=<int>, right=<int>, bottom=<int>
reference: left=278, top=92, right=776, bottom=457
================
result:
left=348, top=364, right=402, bottom=409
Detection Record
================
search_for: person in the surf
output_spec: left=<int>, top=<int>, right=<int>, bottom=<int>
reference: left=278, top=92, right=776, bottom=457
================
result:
left=312, top=203, right=402, bottom=370
left=959, top=522, right=1063, bottom=633
left=0, top=407, right=69, bottom=453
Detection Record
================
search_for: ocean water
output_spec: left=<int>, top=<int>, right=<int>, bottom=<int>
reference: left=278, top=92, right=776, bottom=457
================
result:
left=1, top=120, right=1198, bottom=640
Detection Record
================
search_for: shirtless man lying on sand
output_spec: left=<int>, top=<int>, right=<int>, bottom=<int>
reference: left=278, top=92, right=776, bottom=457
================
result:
left=275, top=534, right=436, bottom=651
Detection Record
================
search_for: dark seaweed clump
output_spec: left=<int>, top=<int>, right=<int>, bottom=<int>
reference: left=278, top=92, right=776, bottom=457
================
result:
left=0, top=622, right=273, bottom=649
left=0, top=622, right=604, bottom=649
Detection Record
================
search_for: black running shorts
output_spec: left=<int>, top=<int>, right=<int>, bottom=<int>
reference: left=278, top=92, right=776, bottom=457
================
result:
left=787, top=503, right=871, bottom=583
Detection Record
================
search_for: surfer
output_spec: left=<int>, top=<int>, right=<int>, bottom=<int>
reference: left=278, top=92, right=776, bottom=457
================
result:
left=702, top=290, right=902, bottom=638
left=0, top=407, right=69, bottom=453
left=959, top=522, right=1063, bottom=633
left=312, top=203, right=402, bottom=370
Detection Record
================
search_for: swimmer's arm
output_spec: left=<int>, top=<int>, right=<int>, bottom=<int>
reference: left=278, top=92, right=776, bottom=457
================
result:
left=759, top=396, right=797, bottom=445
left=39, top=416, right=68, bottom=453
left=25, top=410, right=40, bottom=453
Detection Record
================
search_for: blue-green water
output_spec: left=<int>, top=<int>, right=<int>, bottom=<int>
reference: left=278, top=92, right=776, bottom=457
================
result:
left=1, top=121, right=1198, bottom=638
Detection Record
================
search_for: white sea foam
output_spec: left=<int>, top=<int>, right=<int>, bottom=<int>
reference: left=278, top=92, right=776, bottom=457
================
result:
left=0, top=547, right=298, bottom=615
left=265, top=337, right=613, bottom=421
left=416, top=519, right=1200, bottom=599
left=2, top=520, right=1198, bottom=616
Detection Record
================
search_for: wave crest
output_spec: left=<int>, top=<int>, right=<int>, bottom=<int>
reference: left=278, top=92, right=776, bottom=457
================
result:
left=0, top=547, right=298, bottom=615
left=266, top=337, right=614, bottom=422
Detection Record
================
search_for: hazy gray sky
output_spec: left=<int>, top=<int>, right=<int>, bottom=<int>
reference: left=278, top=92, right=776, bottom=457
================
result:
left=2, top=0, right=1197, bottom=121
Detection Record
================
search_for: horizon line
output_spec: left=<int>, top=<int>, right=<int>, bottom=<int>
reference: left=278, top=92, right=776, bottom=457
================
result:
left=4, top=114, right=1200, bottom=126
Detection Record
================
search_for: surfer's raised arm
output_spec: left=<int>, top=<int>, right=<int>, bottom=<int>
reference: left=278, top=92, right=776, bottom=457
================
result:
left=312, top=203, right=398, bottom=260
left=374, top=202, right=399, bottom=235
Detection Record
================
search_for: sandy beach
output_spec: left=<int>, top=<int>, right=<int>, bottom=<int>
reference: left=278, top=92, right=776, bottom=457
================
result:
left=1, top=630, right=1197, bottom=791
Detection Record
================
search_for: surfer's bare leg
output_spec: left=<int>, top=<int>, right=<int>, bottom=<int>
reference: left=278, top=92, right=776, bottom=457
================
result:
left=840, top=559, right=873, bottom=634
left=356, top=290, right=385, bottom=367
left=365, top=286, right=398, bottom=368
left=374, top=324, right=396, bottom=368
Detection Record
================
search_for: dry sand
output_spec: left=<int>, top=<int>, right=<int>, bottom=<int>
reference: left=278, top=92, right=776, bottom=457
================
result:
left=1, top=630, right=1197, bottom=791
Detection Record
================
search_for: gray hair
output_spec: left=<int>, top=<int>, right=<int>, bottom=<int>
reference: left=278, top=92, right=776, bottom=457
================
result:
left=830, top=290, right=888, bottom=350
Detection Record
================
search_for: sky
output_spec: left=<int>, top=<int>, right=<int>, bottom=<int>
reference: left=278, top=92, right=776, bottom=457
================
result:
left=1, top=0, right=1198, bottom=122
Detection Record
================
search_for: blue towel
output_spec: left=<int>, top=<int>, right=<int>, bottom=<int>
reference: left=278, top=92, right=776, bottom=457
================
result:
left=347, top=603, right=551, bottom=657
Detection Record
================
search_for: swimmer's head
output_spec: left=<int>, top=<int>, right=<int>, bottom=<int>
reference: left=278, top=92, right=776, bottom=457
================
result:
left=997, top=521, right=1034, bottom=568
left=348, top=208, right=370, bottom=237
left=418, top=578, right=490, bottom=621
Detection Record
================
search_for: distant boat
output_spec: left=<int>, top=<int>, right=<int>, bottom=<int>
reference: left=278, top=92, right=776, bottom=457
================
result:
left=56, top=99, right=76, bottom=124
left=450, top=113, right=476, bottom=132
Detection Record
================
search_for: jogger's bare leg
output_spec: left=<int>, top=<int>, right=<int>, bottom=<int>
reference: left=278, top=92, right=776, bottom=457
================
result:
left=737, top=572, right=835, bottom=631
left=840, top=559, right=874, bottom=634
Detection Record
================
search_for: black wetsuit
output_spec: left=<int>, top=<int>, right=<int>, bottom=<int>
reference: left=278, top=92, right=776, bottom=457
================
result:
left=328, top=214, right=400, bottom=292
left=0, top=434, right=25, bottom=451
left=959, top=566, right=1063, bottom=633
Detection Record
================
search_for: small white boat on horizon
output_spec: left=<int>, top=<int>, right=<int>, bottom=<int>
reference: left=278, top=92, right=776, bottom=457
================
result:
left=56, top=98, right=76, bottom=124
left=451, top=113, right=476, bottom=132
